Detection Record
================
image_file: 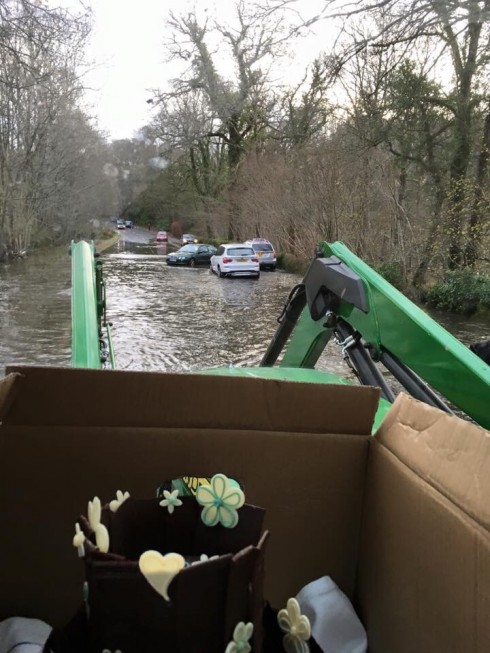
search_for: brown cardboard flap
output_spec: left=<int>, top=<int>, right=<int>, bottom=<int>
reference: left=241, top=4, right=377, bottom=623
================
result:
left=0, top=424, right=369, bottom=626
left=3, top=366, right=379, bottom=434
left=0, top=372, right=22, bottom=421
left=357, top=439, right=490, bottom=653
left=361, top=395, right=490, bottom=651
left=374, top=393, right=490, bottom=530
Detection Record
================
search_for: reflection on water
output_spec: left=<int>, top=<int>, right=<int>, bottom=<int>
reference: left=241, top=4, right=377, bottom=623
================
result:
left=0, top=248, right=72, bottom=374
left=1, top=239, right=489, bottom=379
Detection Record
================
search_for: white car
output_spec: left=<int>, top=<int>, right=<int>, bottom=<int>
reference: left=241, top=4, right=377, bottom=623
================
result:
left=210, top=244, right=260, bottom=278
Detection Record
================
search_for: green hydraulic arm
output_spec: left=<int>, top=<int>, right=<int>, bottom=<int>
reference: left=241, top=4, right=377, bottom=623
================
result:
left=71, top=240, right=115, bottom=369
left=271, top=241, right=490, bottom=430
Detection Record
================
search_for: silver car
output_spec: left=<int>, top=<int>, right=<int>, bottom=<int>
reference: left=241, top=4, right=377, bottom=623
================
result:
left=210, top=244, right=260, bottom=278
left=244, top=238, right=277, bottom=270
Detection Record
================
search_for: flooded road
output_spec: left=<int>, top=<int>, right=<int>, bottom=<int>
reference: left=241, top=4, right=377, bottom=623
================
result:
left=104, top=236, right=301, bottom=372
left=1, top=229, right=489, bottom=378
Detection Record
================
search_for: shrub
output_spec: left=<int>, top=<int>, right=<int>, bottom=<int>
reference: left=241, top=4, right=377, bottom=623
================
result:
left=279, top=253, right=309, bottom=275
left=425, top=270, right=490, bottom=315
left=375, top=261, right=406, bottom=291
left=204, top=237, right=231, bottom=248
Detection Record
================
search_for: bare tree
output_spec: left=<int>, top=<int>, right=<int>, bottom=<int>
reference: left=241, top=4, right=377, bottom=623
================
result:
left=147, top=0, right=310, bottom=238
left=0, top=0, right=118, bottom=258
left=275, top=58, right=333, bottom=147
left=319, top=0, right=490, bottom=271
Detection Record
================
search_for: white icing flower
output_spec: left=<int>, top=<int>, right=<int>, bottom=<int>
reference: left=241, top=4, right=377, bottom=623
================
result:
left=159, top=489, right=183, bottom=514
left=109, top=490, right=130, bottom=512
left=72, top=522, right=86, bottom=557
left=87, top=496, right=110, bottom=553
left=196, top=474, right=245, bottom=528
left=277, top=598, right=311, bottom=653
left=191, top=553, right=219, bottom=565
left=225, top=621, right=253, bottom=653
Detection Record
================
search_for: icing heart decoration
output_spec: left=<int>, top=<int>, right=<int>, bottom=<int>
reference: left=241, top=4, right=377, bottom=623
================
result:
left=138, top=550, right=185, bottom=601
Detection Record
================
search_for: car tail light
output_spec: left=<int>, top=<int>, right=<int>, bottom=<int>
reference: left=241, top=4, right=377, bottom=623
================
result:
left=222, top=257, right=232, bottom=263
left=272, top=250, right=276, bottom=256
left=252, top=257, right=259, bottom=262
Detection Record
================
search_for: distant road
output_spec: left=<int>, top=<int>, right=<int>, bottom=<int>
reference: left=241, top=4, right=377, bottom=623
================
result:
left=116, top=225, right=180, bottom=248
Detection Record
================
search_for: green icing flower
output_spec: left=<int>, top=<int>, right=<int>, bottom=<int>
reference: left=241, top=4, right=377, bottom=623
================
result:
left=159, top=489, right=183, bottom=514
left=225, top=621, right=253, bottom=653
left=196, top=473, right=245, bottom=528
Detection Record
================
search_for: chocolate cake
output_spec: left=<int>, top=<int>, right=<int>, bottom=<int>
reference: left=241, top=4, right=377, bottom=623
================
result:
left=72, top=475, right=269, bottom=653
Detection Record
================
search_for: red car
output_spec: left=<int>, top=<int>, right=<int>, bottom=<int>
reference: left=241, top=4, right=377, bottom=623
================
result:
left=156, top=231, right=168, bottom=242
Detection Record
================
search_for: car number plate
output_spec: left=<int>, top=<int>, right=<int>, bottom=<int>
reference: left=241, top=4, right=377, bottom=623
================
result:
left=237, top=257, right=249, bottom=262
left=258, top=251, right=264, bottom=257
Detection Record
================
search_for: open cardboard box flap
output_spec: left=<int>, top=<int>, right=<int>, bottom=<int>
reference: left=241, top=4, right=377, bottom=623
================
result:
left=358, top=393, right=490, bottom=652
left=0, top=366, right=489, bottom=653
left=0, top=366, right=377, bottom=433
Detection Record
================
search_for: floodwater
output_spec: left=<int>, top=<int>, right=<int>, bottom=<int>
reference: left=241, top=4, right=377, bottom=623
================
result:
left=1, top=231, right=489, bottom=380
left=101, top=237, right=302, bottom=373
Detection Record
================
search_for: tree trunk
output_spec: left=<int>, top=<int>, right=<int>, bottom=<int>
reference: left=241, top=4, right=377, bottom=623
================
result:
left=446, top=106, right=472, bottom=269
left=411, top=109, right=448, bottom=286
left=227, top=175, right=240, bottom=241
left=227, top=114, right=243, bottom=170
left=412, top=215, right=440, bottom=287
left=189, top=147, right=204, bottom=196
left=465, top=105, right=490, bottom=266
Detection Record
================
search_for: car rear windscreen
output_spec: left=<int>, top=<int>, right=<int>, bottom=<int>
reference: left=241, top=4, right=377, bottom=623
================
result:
left=228, top=247, right=255, bottom=256
left=252, top=243, right=273, bottom=251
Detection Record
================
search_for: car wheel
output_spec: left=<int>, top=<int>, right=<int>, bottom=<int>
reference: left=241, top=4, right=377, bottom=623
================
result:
left=218, top=266, right=225, bottom=278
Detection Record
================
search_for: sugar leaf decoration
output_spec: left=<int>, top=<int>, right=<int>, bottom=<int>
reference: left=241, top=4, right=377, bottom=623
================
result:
left=87, top=496, right=110, bottom=553
left=72, top=522, right=86, bottom=557
left=109, top=490, right=130, bottom=512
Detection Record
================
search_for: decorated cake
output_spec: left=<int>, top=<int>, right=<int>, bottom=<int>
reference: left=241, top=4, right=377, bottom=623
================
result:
left=71, top=474, right=269, bottom=653
left=41, top=472, right=354, bottom=653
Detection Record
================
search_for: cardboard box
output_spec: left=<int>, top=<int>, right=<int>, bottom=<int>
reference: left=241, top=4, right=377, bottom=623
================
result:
left=0, top=366, right=488, bottom=652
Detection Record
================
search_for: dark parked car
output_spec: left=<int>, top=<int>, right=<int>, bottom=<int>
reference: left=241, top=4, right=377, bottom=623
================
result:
left=125, top=220, right=133, bottom=229
left=167, top=244, right=216, bottom=267
left=182, top=233, right=198, bottom=245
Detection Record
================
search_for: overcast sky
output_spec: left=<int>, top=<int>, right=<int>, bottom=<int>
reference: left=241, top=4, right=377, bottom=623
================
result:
left=51, top=0, right=329, bottom=141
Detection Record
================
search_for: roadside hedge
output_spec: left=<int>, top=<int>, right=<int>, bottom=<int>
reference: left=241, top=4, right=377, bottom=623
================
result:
left=424, top=270, right=490, bottom=315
